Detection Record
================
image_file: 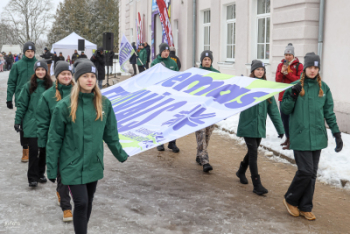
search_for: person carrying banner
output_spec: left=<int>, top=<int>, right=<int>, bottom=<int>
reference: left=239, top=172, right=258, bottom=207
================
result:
left=14, top=60, right=53, bottom=187
left=170, top=47, right=181, bottom=71
left=129, top=42, right=138, bottom=76
left=36, top=61, right=74, bottom=222
left=194, top=50, right=220, bottom=172
left=7, top=42, right=37, bottom=162
left=282, top=53, right=343, bottom=221
left=276, top=43, right=304, bottom=150
left=46, top=59, right=128, bottom=234
left=236, top=60, right=284, bottom=195
left=137, top=43, right=147, bottom=73
left=151, top=43, right=180, bottom=152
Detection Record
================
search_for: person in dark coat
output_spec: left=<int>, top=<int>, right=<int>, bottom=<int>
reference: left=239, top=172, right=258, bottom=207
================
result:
left=106, top=51, right=114, bottom=74
left=90, top=47, right=105, bottom=89
left=58, top=52, right=65, bottom=62
left=129, top=42, right=137, bottom=76
left=72, top=50, right=79, bottom=63
left=144, top=42, right=151, bottom=69
left=53, top=52, right=60, bottom=68
left=79, top=51, right=87, bottom=59
left=169, top=47, right=181, bottom=71
left=40, top=47, right=53, bottom=74
left=6, top=52, right=14, bottom=70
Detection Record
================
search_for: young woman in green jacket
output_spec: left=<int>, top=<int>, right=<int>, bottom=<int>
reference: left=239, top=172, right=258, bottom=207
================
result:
left=36, top=61, right=74, bottom=222
left=46, top=59, right=128, bottom=234
left=236, top=60, right=285, bottom=195
left=14, top=60, right=53, bottom=187
left=282, top=53, right=343, bottom=221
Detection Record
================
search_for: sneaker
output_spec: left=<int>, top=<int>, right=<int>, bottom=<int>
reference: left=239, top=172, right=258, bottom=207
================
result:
left=203, top=163, right=213, bottom=172
left=283, top=199, right=299, bottom=217
left=63, top=210, right=73, bottom=222
left=300, top=211, right=316, bottom=221
left=21, top=149, right=29, bottom=162
left=39, top=177, right=47, bottom=183
left=29, top=181, right=38, bottom=187
left=56, top=191, right=61, bottom=206
left=196, top=157, right=201, bottom=165
left=168, top=142, right=180, bottom=153
left=157, top=145, right=165, bottom=151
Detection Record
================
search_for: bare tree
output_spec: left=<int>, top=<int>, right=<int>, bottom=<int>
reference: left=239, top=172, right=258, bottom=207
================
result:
left=2, top=0, right=53, bottom=45
left=0, top=22, right=17, bottom=49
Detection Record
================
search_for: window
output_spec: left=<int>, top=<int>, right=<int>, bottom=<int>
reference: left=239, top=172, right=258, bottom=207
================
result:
left=203, top=10, right=211, bottom=51
left=256, top=0, right=270, bottom=60
left=226, top=4, right=236, bottom=60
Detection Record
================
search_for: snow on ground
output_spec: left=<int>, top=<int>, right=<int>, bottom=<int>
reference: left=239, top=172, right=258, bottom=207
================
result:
left=216, top=114, right=350, bottom=189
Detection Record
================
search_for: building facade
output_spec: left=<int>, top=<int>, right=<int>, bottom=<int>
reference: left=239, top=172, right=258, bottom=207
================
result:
left=119, top=0, right=350, bottom=133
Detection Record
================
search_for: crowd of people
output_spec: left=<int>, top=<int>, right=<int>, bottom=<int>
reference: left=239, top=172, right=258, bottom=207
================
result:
left=4, top=40, right=344, bottom=233
left=0, top=51, right=22, bottom=72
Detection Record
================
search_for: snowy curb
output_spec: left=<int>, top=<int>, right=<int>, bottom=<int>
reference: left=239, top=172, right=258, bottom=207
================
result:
left=214, top=116, right=350, bottom=190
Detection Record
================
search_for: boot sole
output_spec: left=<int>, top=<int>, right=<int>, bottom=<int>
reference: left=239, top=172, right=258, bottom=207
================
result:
left=283, top=199, right=299, bottom=217
left=253, top=190, right=268, bottom=195
left=300, top=212, right=316, bottom=221
left=21, top=159, right=28, bottom=162
left=63, top=217, right=73, bottom=222
left=157, top=148, right=165, bottom=151
left=236, top=172, right=248, bottom=184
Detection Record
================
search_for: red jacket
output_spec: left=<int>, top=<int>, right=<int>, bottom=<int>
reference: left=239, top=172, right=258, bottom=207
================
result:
left=275, top=57, right=303, bottom=101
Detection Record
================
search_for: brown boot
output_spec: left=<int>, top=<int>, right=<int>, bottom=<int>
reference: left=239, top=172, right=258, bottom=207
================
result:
left=283, top=199, right=299, bottom=217
left=21, top=149, right=29, bottom=162
left=63, top=210, right=73, bottom=222
left=300, top=211, right=316, bottom=221
left=282, top=138, right=290, bottom=150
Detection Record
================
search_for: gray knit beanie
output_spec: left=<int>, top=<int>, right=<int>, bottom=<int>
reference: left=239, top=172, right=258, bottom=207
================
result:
left=73, top=59, right=97, bottom=81
left=304, top=52, right=321, bottom=71
left=23, top=41, right=36, bottom=54
left=284, top=43, right=295, bottom=56
left=200, top=50, right=214, bottom=64
left=159, top=43, right=170, bottom=55
left=250, top=60, right=265, bottom=73
left=54, top=61, right=73, bottom=78
left=34, top=60, right=48, bottom=73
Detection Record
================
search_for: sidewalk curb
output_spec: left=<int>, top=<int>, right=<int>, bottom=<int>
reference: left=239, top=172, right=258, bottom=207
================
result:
left=215, top=125, right=349, bottom=188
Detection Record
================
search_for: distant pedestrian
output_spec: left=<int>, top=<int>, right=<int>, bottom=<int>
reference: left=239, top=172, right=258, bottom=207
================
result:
left=144, top=42, right=151, bottom=69
left=40, top=47, right=53, bottom=75
left=79, top=51, right=87, bottom=59
left=66, top=55, right=72, bottom=64
left=169, top=47, right=181, bottom=70
left=137, top=43, right=147, bottom=73
left=6, top=52, right=14, bottom=70
left=129, top=42, right=137, bottom=76
left=90, top=47, right=105, bottom=89
left=0, top=54, right=4, bottom=72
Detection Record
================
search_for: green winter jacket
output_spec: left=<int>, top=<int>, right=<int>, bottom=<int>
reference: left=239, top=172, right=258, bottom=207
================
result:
left=46, top=93, right=128, bottom=185
left=36, top=83, right=73, bottom=148
left=237, top=78, right=285, bottom=138
left=281, top=78, right=339, bottom=151
left=7, top=55, right=37, bottom=106
left=137, top=48, right=147, bottom=66
left=200, top=64, right=220, bottom=73
left=15, top=79, right=47, bottom=138
left=151, top=55, right=179, bottom=71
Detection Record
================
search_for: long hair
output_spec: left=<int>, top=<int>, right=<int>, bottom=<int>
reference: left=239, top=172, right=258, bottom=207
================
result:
left=29, top=72, right=53, bottom=94
left=55, top=79, right=75, bottom=101
left=250, top=71, right=272, bottom=103
left=69, top=80, right=103, bottom=123
left=299, top=72, right=324, bottom=97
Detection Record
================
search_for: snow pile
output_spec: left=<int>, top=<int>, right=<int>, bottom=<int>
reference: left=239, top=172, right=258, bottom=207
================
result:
left=216, top=115, right=350, bottom=189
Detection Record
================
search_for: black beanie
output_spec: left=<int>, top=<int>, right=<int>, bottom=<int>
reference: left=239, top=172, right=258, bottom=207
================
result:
left=54, top=61, right=73, bottom=78
left=304, top=52, right=321, bottom=70
left=34, top=60, right=48, bottom=73
left=23, top=41, right=36, bottom=54
left=200, top=50, right=214, bottom=64
left=74, top=59, right=97, bottom=81
left=250, top=60, right=265, bottom=73
left=159, top=43, right=170, bottom=55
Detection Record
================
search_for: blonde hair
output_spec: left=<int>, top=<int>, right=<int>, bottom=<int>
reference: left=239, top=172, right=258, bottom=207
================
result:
left=69, top=80, right=103, bottom=122
left=55, top=79, right=75, bottom=101
left=299, top=72, right=324, bottom=97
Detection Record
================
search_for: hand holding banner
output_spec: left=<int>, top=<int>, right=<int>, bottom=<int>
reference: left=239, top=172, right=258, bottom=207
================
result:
left=119, top=35, right=135, bottom=72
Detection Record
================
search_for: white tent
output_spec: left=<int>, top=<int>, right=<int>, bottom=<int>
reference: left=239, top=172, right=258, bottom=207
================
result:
left=50, top=32, right=97, bottom=75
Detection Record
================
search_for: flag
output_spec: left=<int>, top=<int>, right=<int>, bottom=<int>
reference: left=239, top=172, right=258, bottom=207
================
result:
left=102, top=64, right=292, bottom=156
left=156, top=0, right=174, bottom=47
left=119, top=35, right=135, bottom=72
left=138, top=12, right=143, bottom=43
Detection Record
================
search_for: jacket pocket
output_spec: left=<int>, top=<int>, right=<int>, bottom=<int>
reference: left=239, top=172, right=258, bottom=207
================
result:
left=96, top=153, right=104, bottom=170
left=60, top=149, right=79, bottom=171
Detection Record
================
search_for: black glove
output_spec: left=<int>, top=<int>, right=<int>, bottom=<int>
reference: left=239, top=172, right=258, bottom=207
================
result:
left=290, top=83, right=302, bottom=99
left=278, top=134, right=284, bottom=139
left=14, top=124, right=22, bottom=133
left=49, top=179, right=56, bottom=183
left=334, top=132, right=343, bottom=153
left=38, top=147, right=45, bottom=155
left=6, top=101, right=13, bottom=109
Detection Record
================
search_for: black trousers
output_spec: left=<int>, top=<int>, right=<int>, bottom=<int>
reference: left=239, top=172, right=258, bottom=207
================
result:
left=280, top=102, right=290, bottom=138
left=285, top=150, right=321, bottom=212
left=27, top=138, right=46, bottom=183
left=7, top=63, right=12, bottom=70
left=57, top=163, right=72, bottom=211
left=138, top=65, right=145, bottom=73
left=20, top=127, right=28, bottom=149
left=242, top=137, right=262, bottom=176
left=132, top=64, right=137, bottom=75
left=68, top=181, right=98, bottom=234
left=145, top=62, right=149, bottom=69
